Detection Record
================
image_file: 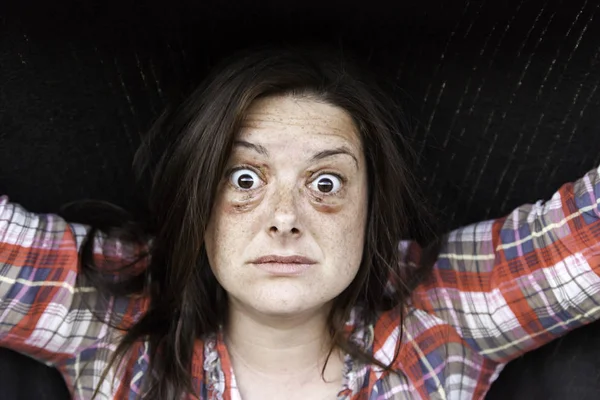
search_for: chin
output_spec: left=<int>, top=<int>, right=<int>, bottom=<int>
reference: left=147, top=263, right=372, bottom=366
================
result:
left=246, top=287, right=326, bottom=317
left=254, top=297, right=313, bottom=316
left=255, top=305, right=310, bottom=317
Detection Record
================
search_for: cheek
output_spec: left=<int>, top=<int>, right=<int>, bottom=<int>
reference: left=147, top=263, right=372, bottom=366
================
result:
left=319, top=200, right=367, bottom=271
left=204, top=205, right=237, bottom=275
left=205, top=202, right=259, bottom=272
left=338, top=220, right=366, bottom=265
left=344, top=193, right=368, bottom=267
left=204, top=221, right=243, bottom=290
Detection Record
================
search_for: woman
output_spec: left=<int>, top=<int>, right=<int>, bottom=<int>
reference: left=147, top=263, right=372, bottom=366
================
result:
left=0, top=46, right=598, bottom=400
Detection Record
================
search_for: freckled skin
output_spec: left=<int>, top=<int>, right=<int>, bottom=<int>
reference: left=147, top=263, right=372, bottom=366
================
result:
left=204, top=95, right=368, bottom=317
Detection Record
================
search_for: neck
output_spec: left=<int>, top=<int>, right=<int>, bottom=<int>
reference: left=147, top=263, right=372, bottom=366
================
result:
left=224, top=298, right=343, bottom=381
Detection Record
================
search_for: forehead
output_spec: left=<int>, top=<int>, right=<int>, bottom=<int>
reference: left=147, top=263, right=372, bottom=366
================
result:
left=238, top=95, right=361, bottom=149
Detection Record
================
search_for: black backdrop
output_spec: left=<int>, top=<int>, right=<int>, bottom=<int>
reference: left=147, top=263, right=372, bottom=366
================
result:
left=1, top=0, right=600, bottom=398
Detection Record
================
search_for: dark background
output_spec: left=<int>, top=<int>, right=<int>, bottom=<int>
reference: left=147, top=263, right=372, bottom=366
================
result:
left=1, top=0, right=600, bottom=398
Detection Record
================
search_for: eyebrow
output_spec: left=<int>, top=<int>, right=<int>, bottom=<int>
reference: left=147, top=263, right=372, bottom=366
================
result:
left=310, top=148, right=359, bottom=169
left=233, top=140, right=269, bottom=156
left=233, top=140, right=359, bottom=169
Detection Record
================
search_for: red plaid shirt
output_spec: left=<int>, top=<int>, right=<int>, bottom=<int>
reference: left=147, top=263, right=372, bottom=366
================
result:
left=1, top=164, right=599, bottom=399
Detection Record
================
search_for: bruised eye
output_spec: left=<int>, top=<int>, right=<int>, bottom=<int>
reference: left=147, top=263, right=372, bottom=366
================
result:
left=309, top=174, right=342, bottom=194
left=230, top=169, right=262, bottom=190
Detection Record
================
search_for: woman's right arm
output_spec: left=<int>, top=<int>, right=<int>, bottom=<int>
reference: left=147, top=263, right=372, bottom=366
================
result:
left=0, top=196, right=148, bottom=366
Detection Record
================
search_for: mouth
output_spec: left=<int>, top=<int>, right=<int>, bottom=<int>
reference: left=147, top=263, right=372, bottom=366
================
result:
left=249, top=255, right=317, bottom=276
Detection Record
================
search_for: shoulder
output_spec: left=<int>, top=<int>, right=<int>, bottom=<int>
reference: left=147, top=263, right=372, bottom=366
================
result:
left=370, top=307, right=479, bottom=399
left=371, top=306, right=456, bottom=367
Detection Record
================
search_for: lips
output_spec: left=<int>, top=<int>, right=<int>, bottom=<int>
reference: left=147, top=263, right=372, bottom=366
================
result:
left=250, top=255, right=317, bottom=264
left=249, top=255, right=317, bottom=275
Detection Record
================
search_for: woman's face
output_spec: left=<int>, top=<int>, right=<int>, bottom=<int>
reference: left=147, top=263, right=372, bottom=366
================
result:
left=204, top=95, right=368, bottom=318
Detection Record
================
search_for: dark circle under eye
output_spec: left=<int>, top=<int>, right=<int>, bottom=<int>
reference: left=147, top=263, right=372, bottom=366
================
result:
left=317, top=178, right=334, bottom=193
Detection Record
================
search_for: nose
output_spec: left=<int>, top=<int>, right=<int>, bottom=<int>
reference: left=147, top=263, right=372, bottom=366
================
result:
left=268, top=185, right=301, bottom=237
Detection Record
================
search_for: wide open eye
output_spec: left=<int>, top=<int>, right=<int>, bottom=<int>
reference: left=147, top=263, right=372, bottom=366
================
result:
left=309, top=174, right=342, bottom=194
left=230, top=169, right=263, bottom=190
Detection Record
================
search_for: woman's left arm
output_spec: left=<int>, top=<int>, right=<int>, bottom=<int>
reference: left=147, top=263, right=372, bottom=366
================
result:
left=411, top=164, right=600, bottom=363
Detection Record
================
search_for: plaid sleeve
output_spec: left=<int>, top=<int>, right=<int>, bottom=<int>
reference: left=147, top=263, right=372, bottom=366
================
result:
left=0, top=196, right=147, bottom=366
left=411, top=164, right=600, bottom=363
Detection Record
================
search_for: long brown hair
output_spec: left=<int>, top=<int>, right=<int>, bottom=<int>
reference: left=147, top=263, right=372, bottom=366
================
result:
left=68, top=44, right=442, bottom=399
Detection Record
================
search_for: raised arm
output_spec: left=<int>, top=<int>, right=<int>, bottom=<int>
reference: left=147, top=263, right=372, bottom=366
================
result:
left=410, top=164, right=600, bottom=363
left=0, top=196, right=148, bottom=365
